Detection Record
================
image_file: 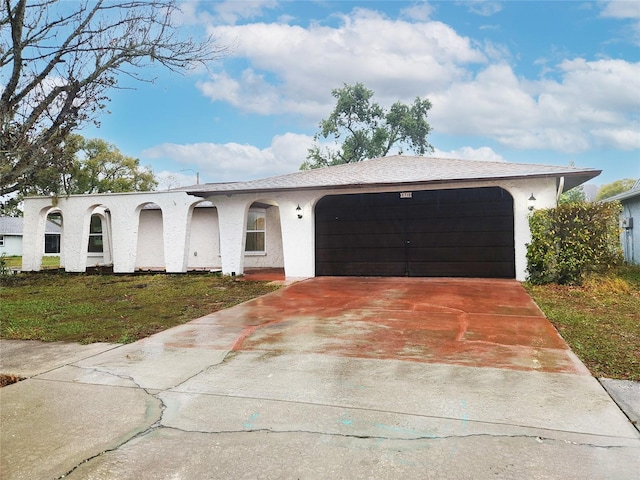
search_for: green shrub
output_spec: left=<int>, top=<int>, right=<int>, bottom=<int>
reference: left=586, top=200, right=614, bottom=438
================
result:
left=526, top=202, right=623, bottom=285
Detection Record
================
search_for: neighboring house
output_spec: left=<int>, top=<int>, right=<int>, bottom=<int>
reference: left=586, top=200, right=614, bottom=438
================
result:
left=0, top=216, right=61, bottom=257
left=21, top=156, right=600, bottom=281
left=605, top=179, right=640, bottom=265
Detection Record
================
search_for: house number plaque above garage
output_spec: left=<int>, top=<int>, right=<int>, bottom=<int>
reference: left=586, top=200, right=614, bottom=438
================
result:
left=399, top=192, right=413, bottom=199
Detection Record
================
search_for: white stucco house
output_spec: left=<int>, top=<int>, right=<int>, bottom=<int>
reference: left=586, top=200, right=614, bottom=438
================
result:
left=0, top=216, right=61, bottom=257
left=21, top=156, right=600, bottom=281
left=605, top=179, right=640, bottom=265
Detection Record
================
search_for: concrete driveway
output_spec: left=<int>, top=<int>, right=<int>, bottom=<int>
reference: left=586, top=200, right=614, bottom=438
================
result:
left=1, top=277, right=639, bottom=479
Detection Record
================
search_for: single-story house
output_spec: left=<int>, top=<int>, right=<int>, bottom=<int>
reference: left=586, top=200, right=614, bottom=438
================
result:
left=21, top=156, right=600, bottom=281
left=605, top=179, right=640, bottom=265
left=0, top=216, right=61, bottom=257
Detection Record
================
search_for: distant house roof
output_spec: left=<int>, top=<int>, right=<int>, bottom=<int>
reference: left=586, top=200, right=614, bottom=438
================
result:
left=179, top=156, right=601, bottom=197
left=604, top=179, right=640, bottom=203
left=0, top=217, right=61, bottom=235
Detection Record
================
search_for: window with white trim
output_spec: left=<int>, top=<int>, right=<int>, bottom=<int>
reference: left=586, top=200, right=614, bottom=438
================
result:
left=0, top=235, right=4, bottom=247
left=87, top=214, right=103, bottom=253
left=245, top=209, right=266, bottom=254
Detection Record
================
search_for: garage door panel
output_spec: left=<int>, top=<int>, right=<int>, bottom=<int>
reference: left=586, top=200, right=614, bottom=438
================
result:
left=318, top=261, right=406, bottom=277
left=317, top=233, right=403, bottom=249
left=407, top=231, right=514, bottom=247
left=408, top=246, right=515, bottom=263
left=316, top=247, right=406, bottom=263
left=405, top=217, right=513, bottom=234
left=316, top=220, right=402, bottom=236
left=408, top=261, right=515, bottom=278
left=315, top=187, right=515, bottom=278
left=403, top=201, right=512, bottom=219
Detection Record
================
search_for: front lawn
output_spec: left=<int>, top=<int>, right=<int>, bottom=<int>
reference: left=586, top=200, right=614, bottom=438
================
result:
left=2, top=255, right=60, bottom=269
left=524, top=266, right=640, bottom=381
left=0, top=273, right=279, bottom=344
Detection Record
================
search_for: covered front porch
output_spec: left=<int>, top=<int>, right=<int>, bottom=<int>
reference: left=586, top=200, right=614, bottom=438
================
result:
left=21, top=190, right=314, bottom=278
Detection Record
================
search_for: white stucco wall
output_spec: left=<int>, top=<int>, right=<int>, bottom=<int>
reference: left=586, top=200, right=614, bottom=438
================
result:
left=22, top=191, right=201, bottom=273
left=136, top=209, right=165, bottom=269
left=187, top=206, right=221, bottom=269
left=21, top=175, right=563, bottom=281
left=0, top=234, right=22, bottom=257
left=244, top=205, right=284, bottom=269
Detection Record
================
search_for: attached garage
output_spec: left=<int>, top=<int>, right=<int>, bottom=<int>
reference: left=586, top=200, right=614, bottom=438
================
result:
left=316, top=187, right=515, bottom=278
left=23, top=155, right=601, bottom=281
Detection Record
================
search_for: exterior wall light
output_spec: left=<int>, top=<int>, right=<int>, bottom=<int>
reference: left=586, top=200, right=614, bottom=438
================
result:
left=528, top=194, right=536, bottom=211
left=296, top=204, right=303, bottom=219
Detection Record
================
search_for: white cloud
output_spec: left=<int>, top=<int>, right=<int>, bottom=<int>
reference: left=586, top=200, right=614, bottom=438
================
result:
left=142, top=133, right=314, bottom=183
left=430, top=59, right=640, bottom=153
left=155, top=170, right=201, bottom=190
left=466, top=1, right=503, bottom=17
left=599, top=0, right=640, bottom=45
left=600, top=0, right=640, bottom=19
left=400, top=2, right=435, bottom=21
left=433, top=146, right=506, bottom=162
left=212, top=0, right=278, bottom=25
left=190, top=4, right=638, bottom=156
left=201, top=8, right=486, bottom=118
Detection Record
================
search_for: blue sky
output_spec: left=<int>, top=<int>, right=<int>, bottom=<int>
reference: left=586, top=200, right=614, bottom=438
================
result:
left=81, top=0, right=640, bottom=189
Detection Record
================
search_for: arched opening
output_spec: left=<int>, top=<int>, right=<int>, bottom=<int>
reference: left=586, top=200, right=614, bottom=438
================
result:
left=135, top=202, right=165, bottom=271
left=187, top=200, right=221, bottom=271
left=85, top=205, right=112, bottom=268
left=44, top=210, right=62, bottom=256
left=43, top=208, right=63, bottom=269
left=244, top=200, right=284, bottom=275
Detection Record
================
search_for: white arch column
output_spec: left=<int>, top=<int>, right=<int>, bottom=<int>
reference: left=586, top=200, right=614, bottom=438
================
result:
left=278, top=193, right=317, bottom=278
left=22, top=199, right=51, bottom=271
left=505, top=179, right=558, bottom=281
left=109, top=203, right=141, bottom=273
left=214, top=196, right=250, bottom=276
left=60, top=203, right=90, bottom=272
left=161, top=201, right=195, bottom=273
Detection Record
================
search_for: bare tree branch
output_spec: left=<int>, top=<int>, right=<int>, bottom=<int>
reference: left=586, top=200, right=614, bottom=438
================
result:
left=1, top=0, right=228, bottom=197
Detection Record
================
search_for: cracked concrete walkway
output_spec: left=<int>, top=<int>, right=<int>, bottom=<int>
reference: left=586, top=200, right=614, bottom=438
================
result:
left=1, top=277, right=639, bottom=479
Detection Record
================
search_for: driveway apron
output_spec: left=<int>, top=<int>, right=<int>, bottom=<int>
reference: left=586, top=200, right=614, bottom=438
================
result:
left=1, top=277, right=639, bottom=479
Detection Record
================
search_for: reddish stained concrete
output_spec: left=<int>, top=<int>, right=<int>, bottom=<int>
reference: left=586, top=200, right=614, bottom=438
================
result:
left=192, top=277, right=589, bottom=375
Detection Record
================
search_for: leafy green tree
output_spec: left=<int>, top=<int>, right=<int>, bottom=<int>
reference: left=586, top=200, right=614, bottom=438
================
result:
left=301, top=83, right=433, bottom=169
left=558, top=185, right=586, bottom=204
left=596, top=179, right=636, bottom=201
left=1, top=0, right=226, bottom=198
left=24, top=136, right=157, bottom=196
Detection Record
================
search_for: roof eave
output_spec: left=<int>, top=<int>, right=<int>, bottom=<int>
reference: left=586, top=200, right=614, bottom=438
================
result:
left=186, top=170, right=602, bottom=198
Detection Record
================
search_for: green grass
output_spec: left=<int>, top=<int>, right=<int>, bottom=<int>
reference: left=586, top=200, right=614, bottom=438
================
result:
left=524, top=265, right=640, bottom=381
left=2, top=256, right=60, bottom=269
left=0, top=273, right=279, bottom=344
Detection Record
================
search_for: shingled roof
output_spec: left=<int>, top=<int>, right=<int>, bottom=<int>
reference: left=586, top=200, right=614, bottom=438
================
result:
left=0, top=217, right=61, bottom=235
left=180, top=156, right=600, bottom=197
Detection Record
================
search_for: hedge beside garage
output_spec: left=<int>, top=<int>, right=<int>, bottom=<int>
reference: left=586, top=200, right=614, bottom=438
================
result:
left=526, top=202, right=623, bottom=285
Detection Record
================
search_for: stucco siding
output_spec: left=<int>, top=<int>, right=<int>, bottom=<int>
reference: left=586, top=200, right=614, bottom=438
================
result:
left=136, top=209, right=165, bottom=269
left=20, top=157, right=596, bottom=280
left=244, top=205, right=284, bottom=269
left=187, top=207, right=221, bottom=269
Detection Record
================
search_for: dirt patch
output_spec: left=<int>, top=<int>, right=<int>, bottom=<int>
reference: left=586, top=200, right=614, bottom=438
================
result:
left=0, top=374, right=25, bottom=387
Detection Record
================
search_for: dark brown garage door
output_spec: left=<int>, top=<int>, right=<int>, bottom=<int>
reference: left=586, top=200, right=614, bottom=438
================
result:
left=315, top=187, right=515, bottom=278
